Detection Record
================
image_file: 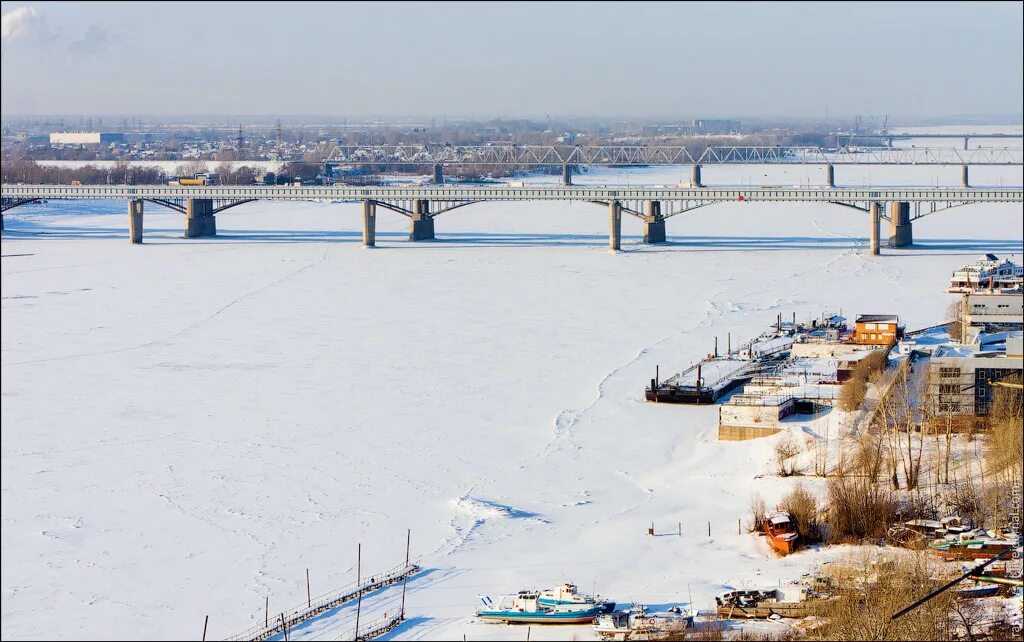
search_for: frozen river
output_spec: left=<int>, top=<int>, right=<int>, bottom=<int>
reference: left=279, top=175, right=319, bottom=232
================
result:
left=2, top=163, right=1022, bottom=640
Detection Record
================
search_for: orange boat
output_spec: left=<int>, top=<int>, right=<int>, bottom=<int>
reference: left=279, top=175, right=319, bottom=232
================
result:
left=763, top=511, right=799, bottom=555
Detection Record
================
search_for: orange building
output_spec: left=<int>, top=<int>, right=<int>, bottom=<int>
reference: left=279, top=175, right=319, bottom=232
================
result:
left=853, top=314, right=901, bottom=345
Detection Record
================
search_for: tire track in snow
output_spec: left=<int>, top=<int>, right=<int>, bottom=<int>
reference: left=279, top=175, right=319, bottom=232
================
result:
left=6, top=247, right=333, bottom=366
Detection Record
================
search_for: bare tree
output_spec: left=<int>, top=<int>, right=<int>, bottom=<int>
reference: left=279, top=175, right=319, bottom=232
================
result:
left=774, top=433, right=803, bottom=477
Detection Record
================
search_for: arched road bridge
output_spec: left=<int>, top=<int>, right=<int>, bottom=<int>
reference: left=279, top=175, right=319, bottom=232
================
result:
left=1, top=184, right=1022, bottom=255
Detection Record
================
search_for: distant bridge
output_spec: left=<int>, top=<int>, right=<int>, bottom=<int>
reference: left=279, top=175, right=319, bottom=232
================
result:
left=322, top=145, right=1023, bottom=185
left=836, top=132, right=1024, bottom=149
left=2, top=183, right=1022, bottom=255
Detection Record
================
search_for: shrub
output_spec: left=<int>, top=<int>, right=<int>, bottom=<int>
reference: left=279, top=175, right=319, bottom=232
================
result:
left=824, top=475, right=898, bottom=542
left=839, top=377, right=867, bottom=411
left=773, top=433, right=803, bottom=477
left=781, top=484, right=821, bottom=542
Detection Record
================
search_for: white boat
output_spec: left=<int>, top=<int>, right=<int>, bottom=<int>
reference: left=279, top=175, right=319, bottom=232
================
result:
left=537, top=582, right=615, bottom=613
left=949, top=254, right=1023, bottom=292
left=477, top=591, right=603, bottom=624
left=593, top=604, right=693, bottom=640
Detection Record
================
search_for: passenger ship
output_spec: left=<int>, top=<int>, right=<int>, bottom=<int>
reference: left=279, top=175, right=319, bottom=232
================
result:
left=949, top=254, right=1023, bottom=292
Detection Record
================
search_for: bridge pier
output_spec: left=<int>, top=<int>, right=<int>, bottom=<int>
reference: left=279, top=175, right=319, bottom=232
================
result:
left=433, top=164, right=444, bottom=185
left=409, top=199, right=435, bottom=240
left=825, top=164, right=835, bottom=188
left=963, top=137, right=969, bottom=151
left=609, top=200, right=622, bottom=251
left=961, top=165, right=970, bottom=188
left=869, top=202, right=881, bottom=255
left=185, top=198, right=216, bottom=238
left=888, top=201, right=912, bottom=248
left=362, top=200, right=376, bottom=247
left=690, top=164, right=703, bottom=188
left=129, top=199, right=144, bottom=244
left=562, top=163, right=572, bottom=186
left=643, top=201, right=666, bottom=244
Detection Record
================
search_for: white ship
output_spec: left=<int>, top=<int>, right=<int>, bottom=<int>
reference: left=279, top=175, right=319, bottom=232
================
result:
left=949, top=254, right=1023, bottom=292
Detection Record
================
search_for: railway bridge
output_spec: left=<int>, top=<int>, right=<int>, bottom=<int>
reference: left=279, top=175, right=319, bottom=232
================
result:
left=323, top=144, right=1024, bottom=187
left=1, top=184, right=1022, bottom=255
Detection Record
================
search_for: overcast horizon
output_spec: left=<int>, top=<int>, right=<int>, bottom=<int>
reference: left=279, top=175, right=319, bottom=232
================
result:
left=2, top=1, right=1022, bottom=120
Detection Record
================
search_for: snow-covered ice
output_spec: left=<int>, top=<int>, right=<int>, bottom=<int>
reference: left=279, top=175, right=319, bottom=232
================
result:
left=2, top=163, right=1022, bottom=640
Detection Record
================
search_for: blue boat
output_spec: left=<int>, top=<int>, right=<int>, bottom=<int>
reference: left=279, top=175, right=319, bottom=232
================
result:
left=477, top=591, right=604, bottom=624
left=537, top=582, right=615, bottom=613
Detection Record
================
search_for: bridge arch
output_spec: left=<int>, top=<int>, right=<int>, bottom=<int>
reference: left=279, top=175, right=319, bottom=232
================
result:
left=0, top=197, right=43, bottom=213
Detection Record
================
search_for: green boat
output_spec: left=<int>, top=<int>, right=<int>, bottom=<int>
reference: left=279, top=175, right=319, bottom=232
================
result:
left=477, top=591, right=604, bottom=624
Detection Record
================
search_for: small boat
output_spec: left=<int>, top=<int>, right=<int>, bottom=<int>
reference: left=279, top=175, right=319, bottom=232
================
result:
left=954, top=584, right=1001, bottom=599
left=763, top=510, right=800, bottom=555
left=538, top=582, right=615, bottom=613
left=716, top=589, right=823, bottom=619
left=477, top=591, right=603, bottom=624
left=927, top=530, right=1020, bottom=561
left=593, top=604, right=693, bottom=640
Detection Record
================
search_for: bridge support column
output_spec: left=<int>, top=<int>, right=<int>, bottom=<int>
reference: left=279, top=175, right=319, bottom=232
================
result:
left=690, top=164, right=703, bottom=188
left=562, top=163, right=572, bottom=186
left=643, top=201, right=666, bottom=244
left=362, top=200, right=376, bottom=247
left=409, top=200, right=435, bottom=241
left=888, top=201, right=912, bottom=248
left=869, top=202, right=881, bottom=256
left=129, top=199, right=144, bottom=244
left=963, top=137, right=969, bottom=151
left=433, top=164, right=444, bottom=185
left=185, top=198, right=216, bottom=238
left=609, top=200, right=622, bottom=251
left=961, top=165, right=970, bottom=188
left=825, top=164, right=835, bottom=188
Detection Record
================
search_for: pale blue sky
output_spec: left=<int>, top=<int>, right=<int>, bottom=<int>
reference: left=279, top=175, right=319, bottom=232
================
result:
left=1, top=1, right=1022, bottom=119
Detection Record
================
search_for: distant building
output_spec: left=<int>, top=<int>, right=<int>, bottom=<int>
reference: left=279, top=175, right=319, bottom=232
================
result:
left=928, top=333, right=1023, bottom=417
left=853, top=314, right=902, bottom=345
left=960, top=292, right=1024, bottom=344
left=49, top=132, right=127, bottom=145
left=689, top=119, right=741, bottom=134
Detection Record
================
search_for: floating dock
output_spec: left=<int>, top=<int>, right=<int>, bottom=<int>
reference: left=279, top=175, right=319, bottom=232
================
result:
left=646, top=358, right=756, bottom=404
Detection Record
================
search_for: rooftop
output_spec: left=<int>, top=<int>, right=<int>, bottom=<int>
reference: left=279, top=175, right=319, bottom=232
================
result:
left=856, top=314, right=899, bottom=323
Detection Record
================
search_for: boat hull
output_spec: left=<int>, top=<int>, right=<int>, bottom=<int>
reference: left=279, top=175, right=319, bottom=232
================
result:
left=538, top=597, right=615, bottom=613
left=478, top=610, right=600, bottom=624
left=929, top=544, right=1015, bottom=561
left=768, top=536, right=797, bottom=555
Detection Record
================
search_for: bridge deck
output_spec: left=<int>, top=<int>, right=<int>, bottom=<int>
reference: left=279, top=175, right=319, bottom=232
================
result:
left=3, top=184, right=1023, bottom=204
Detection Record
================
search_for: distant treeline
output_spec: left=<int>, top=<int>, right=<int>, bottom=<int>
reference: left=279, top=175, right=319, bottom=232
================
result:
left=0, top=159, right=322, bottom=185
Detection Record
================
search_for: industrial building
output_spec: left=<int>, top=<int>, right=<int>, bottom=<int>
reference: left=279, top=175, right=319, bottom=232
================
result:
left=49, top=132, right=127, bottom=145
left=959, top=292, right=1024, bottom=343
left=688, top=119, right=741, bottom=134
